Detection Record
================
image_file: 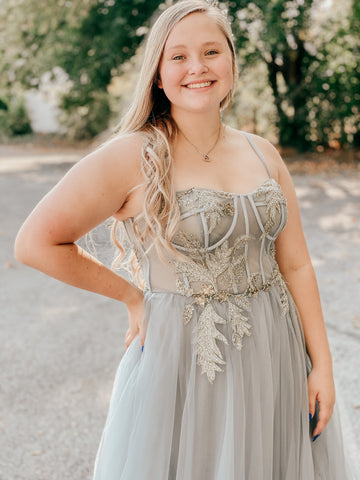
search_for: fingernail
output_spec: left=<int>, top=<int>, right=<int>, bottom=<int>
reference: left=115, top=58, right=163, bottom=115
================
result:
left=309, top=413, right=312, bottom=422
left=141, top=345, right=144, bottom=352
left=313, top=434, right=320, bottom=442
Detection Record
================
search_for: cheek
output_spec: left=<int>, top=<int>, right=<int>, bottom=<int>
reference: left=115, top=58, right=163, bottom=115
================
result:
left=163, top=72, right=175, bottom=89
left=158, top=65, right=182, bottom=91
left=221, top=65, right=234, bottom=94
left=222, top=58, right=234, bottom=82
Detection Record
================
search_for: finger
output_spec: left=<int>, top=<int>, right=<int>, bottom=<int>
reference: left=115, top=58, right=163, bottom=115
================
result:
left=312, top=400, right=333, bottom=438
left=139, top=324, right=146, bottom=348
left=308, top=386, right=317, bottom=420
left=126, top=325, right=139, bottom=339
left=125, top=331, right=136, bottom=349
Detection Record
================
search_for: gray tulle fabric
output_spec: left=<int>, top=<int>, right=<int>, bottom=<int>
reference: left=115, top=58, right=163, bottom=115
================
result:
left=93, top=132, right=351, bottom=479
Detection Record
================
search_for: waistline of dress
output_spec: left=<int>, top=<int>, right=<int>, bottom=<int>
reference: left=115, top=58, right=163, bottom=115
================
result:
left=143, top=264, right=289, bottom=302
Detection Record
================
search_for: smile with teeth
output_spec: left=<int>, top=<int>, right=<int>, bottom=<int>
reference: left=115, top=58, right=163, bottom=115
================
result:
left=185, top=81, right=213, bottom=89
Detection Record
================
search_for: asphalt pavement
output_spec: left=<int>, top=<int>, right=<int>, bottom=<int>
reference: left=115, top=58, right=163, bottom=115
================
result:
left=1, top=145, right=359, bottom=479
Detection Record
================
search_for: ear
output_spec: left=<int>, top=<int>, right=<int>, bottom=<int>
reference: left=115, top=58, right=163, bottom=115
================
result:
left=154, top=71, right=163, bottom=89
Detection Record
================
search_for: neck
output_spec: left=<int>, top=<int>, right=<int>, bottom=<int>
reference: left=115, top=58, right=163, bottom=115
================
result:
left=171, top=109, right=222, bottom=146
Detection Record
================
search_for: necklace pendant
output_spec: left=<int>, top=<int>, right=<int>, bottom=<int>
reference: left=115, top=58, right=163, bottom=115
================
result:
left=203, top=153, right=211, bottom=162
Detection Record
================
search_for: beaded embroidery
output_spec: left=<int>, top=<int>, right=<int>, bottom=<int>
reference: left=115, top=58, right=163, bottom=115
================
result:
left=254, top=179, right=287, bottom=237
left=172, top=182, right=289, bottom=383
left=177, top=188, right=235, bottom=233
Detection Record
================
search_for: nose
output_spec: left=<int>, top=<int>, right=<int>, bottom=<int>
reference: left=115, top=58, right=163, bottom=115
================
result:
left=188, top=56, right=208, bottom=75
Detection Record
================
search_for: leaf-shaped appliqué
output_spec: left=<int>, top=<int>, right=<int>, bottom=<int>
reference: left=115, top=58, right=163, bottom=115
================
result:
left=254, top=179, right=287, bottom=237
left=204, top=240, right=233, bottom=278
left=232, top=294, right=251, bottom=312
left=206, top=210, right=222, bottom=234
left=175, top=258, right=214, bottom=287
left=228, top=302, right=252, bottom=349
left=193, top=303, right=229, bottom=384
left=176, top=189, right=235, bottom=235
left=183, top=303, right=195, bottom=325
left=173, top=231, right=203, bottom=258
left=170, top=182, right=289, bottom=384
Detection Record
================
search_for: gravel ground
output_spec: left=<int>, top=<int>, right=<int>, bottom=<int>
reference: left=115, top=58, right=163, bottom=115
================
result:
left=1, top=145, right=359, bottom=479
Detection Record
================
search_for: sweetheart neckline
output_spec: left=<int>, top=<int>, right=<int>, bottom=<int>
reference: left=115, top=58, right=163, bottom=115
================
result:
left=124, top=178, right=286, bottom=222
left=175, top=177, right=282, bottom=198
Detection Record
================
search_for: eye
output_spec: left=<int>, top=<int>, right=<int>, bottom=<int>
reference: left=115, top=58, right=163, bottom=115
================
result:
left=206, top=50, right=219, bottom=56
left=172, top=54, right=185, bottom=61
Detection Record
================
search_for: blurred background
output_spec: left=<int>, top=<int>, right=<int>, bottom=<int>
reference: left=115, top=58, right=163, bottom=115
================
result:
left=0, top=0, right=359, bottom=151
left=1, top=1, right=359, bottom=479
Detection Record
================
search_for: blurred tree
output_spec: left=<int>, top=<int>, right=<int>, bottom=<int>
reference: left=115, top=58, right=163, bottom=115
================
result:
left=0, top=0, right=93, bottom=90
left=62, top=0, right=319, bottom=143
left=351, top=0, right=360, bottom=146
left=0, top=0, right=163, bottom=138
left=58, top=0, right=163, bottom=138
left=223, top=62, right=278, bottom=141
left=226, top=0, right=358, bottom=150
left=62, top=0, right=163, bottom=90
left=0, top=97, right=32, bottom=138
left=1, top=0, right=358, bottom=148
left=0, top=0, right=94, bottom=137
left=302, top=0, right=360, bottom=148
left=305, top=14, right=360, bottom=148
left=226, top=0, right=318, bottom=150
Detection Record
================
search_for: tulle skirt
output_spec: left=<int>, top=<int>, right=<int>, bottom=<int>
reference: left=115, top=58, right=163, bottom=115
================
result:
left=93, top=286, right=350, bottom=479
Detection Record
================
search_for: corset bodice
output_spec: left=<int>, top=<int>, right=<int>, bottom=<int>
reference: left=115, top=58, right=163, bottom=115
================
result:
left=118, top=131, right=292, bottom=382
left=122, top=177, right=288, bottom=299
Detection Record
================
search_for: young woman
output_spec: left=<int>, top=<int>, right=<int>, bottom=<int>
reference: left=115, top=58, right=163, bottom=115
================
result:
left=15, top=1, right=351, bottom=478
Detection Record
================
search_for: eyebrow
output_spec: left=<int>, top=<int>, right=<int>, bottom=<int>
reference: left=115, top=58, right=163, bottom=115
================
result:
left=165, top=41, right=223, bottom=51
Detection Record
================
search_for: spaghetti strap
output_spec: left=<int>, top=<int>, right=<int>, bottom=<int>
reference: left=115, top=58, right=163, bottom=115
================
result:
left=241, top=131, right=272, bottom=179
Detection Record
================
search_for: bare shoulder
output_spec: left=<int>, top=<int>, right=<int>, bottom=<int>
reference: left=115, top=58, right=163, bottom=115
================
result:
left=227, top=127, right=286, bottom=181
left=243, top=131, right=299, bottom=204
left=14, top=131, right=146, bottom=246
left=243, top=131, right=285, bottom=182
left=83, top=131, right=144, bottom=191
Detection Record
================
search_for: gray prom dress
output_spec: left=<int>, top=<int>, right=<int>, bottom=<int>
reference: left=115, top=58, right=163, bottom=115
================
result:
left=93, top=132, right=350, bottom=479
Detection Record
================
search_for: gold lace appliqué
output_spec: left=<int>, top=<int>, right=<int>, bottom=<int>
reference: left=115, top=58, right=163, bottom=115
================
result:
left=172, top=233, right=254, bottom=383
left=172, top=183, right=289, bottom=384
left=176, top=188, right=235, bottom=233
left=254, top=179, right=287, bottom=237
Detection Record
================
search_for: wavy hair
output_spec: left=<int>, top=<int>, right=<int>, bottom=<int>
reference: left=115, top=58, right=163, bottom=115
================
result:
left=111, top=0, right=238, bottom=278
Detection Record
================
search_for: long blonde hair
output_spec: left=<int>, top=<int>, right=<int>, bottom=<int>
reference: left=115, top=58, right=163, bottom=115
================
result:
left=112, top=0, right=238, bottom=275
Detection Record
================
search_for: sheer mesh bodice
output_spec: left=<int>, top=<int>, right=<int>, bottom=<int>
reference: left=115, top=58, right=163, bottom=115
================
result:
left=121, top=133, right=289, bottom=382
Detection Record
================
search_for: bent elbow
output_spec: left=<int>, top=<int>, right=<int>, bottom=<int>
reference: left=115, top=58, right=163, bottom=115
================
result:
left=14, top=230, right=30, bottom=265
left=14, top=226, right=39, bottom=266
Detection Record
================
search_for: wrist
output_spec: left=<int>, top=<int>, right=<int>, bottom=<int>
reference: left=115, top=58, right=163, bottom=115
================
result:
left=310, top=354, right=333, bottom=373
left=123, top=281, right=143, bottom=308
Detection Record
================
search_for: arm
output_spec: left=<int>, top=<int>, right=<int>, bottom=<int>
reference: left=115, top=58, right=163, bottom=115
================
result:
left=14, top=133, right=146, bottom=348
left=253, top=136, right=335, bottom=439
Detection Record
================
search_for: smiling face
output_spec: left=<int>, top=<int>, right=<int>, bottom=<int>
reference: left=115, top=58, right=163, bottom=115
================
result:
left=157, top=12, right=234, bottom=116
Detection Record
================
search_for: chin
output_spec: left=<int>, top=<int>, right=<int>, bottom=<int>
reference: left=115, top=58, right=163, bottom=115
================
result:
left=173, top=100, right=221, bottom=115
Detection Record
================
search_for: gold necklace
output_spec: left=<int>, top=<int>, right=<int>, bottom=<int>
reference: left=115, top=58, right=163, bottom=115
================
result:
left=178, top=123, right=224, bottom=162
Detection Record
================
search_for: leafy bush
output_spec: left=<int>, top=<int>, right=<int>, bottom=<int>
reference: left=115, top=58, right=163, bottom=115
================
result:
left=59, top=90, right=111, bottom=140
left=0, top=97, right=32, bottom=137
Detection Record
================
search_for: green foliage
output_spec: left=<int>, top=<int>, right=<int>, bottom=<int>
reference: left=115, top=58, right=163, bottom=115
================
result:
left=305, top=19, right=360, bottom=148
left=0, top=97, right=32, bottom=137
left=227, top=0, right=316, bottom=149
left=1, top=0, right=358, bottom=150
left=0, top=0, right=96, bottom=138
left=60, top=90, right=111, bottom=140
left=0, top=0, right=94, bottom=90
left=223, top=62, right=278, bottom=141
left=225, top=0, right=358, bottom=150
left=62, top=0, right=163, bottom=90
left=58, top=0, right=163, bottom=138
